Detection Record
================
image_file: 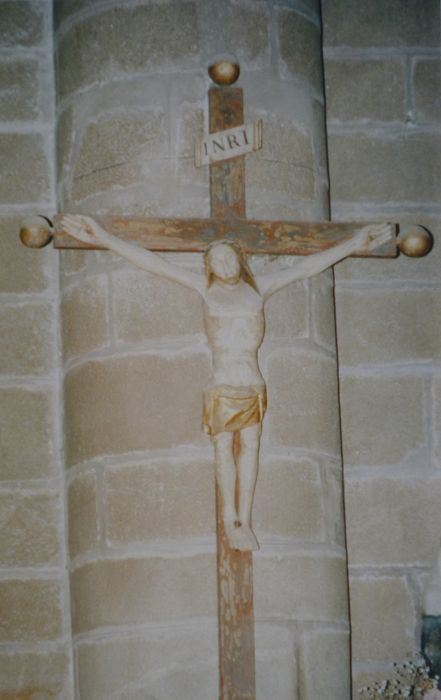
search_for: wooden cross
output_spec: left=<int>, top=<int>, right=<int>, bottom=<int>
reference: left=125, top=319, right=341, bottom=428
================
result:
left=20, top=59, right=432, bottom=700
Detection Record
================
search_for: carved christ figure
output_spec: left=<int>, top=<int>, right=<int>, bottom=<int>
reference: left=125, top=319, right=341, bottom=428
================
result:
left=62, top=216, right=391, bottom=551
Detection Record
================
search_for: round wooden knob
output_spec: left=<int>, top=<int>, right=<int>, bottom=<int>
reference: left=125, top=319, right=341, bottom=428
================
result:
left=208, top=55, right=240, bottom=85
left=19, top=216, right=53, bottom=248
left=397, top=225, right=433, bottom=257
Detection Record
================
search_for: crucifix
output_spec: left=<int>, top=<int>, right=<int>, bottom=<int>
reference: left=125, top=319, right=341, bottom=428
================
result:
left=20, top=57, right=433, bottom=700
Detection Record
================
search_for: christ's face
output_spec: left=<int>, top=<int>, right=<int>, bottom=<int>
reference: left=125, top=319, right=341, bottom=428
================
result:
left=207, top=243, right=241, bottom=284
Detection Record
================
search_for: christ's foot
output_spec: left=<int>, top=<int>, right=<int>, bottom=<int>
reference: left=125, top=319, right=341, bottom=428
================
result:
left=240, top=524, right=259, bottom=551
left=225, top=522, right=250, bottom=551
left=224, top=522, right=259, bottom=551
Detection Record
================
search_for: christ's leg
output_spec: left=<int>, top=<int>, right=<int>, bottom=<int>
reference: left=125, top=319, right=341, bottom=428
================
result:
left=212, top=431, right=251, bottom=551
left=237, top=423, right=261, bottom=551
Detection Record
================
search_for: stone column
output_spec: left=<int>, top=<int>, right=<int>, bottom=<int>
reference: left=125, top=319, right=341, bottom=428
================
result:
left=0, top=0, right=73, bottom=696
left=55, top=1, right=350, bottom=697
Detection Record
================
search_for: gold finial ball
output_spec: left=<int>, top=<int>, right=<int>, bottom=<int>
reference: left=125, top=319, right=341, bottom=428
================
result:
left=397, top=225, right=433, bottom=257
left=208, top=55, right=240, bottom=85
left=19, top=216, right=53, bottom=248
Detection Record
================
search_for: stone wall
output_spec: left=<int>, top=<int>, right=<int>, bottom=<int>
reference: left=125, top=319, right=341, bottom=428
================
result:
left=0, top=0, right=74, bottom=697
left=2, top=1, right=439, bottom=698
left=322, top=0, right=441, bottom=693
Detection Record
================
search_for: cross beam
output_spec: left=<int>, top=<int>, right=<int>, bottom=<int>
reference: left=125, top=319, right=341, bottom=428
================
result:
left=53, top=214, right=398, bottom=257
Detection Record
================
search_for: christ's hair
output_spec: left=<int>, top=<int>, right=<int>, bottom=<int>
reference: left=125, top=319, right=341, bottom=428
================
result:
left=204, top=240, right=259, bottom=292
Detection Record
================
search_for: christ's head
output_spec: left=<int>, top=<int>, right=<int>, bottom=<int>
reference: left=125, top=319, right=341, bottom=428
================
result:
left=204, top=241, right=258, bottom=291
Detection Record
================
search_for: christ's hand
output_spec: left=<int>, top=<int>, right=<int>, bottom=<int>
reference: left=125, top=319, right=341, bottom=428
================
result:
left=353, top=223, right=393, bottom=254
left=61, top=215, right=105, bottom=245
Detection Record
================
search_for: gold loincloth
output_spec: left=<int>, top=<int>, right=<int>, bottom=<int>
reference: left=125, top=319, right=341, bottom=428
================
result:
left=202, top=384, right=267, bottom=436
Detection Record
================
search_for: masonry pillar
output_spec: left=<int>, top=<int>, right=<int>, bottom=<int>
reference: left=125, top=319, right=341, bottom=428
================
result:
left=55, top=1, right=350, bottom=697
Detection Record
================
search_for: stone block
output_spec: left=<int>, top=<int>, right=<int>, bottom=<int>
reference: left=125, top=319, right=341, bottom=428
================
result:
left=62, top=158, right=206, bottom=218
left=0, top=492, right=61, bottom=566
left=0, top=58, right=40, bottom=121
left=244, top=77, right=320, bottom=139
left=62, top=274, right=109, bottom=359
left=278, top=9, right=323, bottom=92
left=64, top=352, right=210, bottom=466
left=54, top=0, right=100, bottom=27
left=322, top=0, right=440, bottom=48
left=263, top=279, right=308, bottom=340
left=310, top=273, right=336, bottom=350
left=0, top=0, right=44, bottom=48
left=255, top=626, right=298, bottom=699
left=325, top=59, right=405, bottom=122
left=76, top=627, right=218, bottom=700
left=0, top=217, right=51, bottom=294
left=0, top=133, right=50, bottom=204
left=253, top=458, right=325, bottom=541
left=70, top=554, right=216, bottom=634
left=0, top=579, right=63, bottom=642
left=56, top=4, right=200, bottom=100
left=175, top=103, right=204, bottom=159
left=322, top=463, right=346, bottom=548
left=346, top=476, right=441, bottom=566
left=433, top=378, right=441, bottom=466
left=340, top=375, right=424, bottom=467
left=72, top=109, right=167, bottom=201
left=104, top=459, right=214, bottom=545
left=247, top=156, right=315, bottom=201
left=299, top=629, right=350, bottom=700
left=56, top=105, right=73, bottom=181
left=158, top=157, right=207, bottom=217
left=0, top=302, right=53, bottom=376
left=413, top=58, right=441, bottom=123
left=335, top=215, right=440, bottom=284
left=311, top=98, right=330, bottom=178
left=328, top=132, right=441, bottom=204
left=202, top=1, right=269, bottom=70
left=266, top=350, right=340, bottom=455
left=417, top=570, right=431, bottom=606
left=246, top=194, right=315, bottom=222
left=0, top=651, right=71, bottom=697
left=255, top=553, right=348, bottom=622
left=112, top=269, right=203, bottom=344
left=336, top=288, right=441, bottom=364
left=68, top=68, right=172, bottom=122
left=350, top=575, right=416, bottom=662
left=246, top=110, right=315, bottom=211
left=60, top=248, right=106, bottom=278
left=257, top=117, right=313, bottom=170
left=68, top=471, right=99, bottom=559
left=297, top=0, right=320, bottom=13
left=0, top=386, right=55, bottom=481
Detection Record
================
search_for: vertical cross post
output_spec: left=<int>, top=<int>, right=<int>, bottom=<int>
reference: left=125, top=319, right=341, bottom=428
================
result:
left=209, top=84, right=256, bottom=700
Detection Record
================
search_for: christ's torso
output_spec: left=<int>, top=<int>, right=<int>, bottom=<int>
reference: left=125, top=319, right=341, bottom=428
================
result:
left=203, top=280, right=265, bottom=388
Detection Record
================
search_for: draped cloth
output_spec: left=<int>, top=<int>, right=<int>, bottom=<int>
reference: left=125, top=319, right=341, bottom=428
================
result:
left=203, top=384, right=267, bottom=436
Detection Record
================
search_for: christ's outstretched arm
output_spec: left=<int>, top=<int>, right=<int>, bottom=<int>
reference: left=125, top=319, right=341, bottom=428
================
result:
left=62, top=215, right=206, bottom=295
left=256, top=223, right=393, bottom=301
